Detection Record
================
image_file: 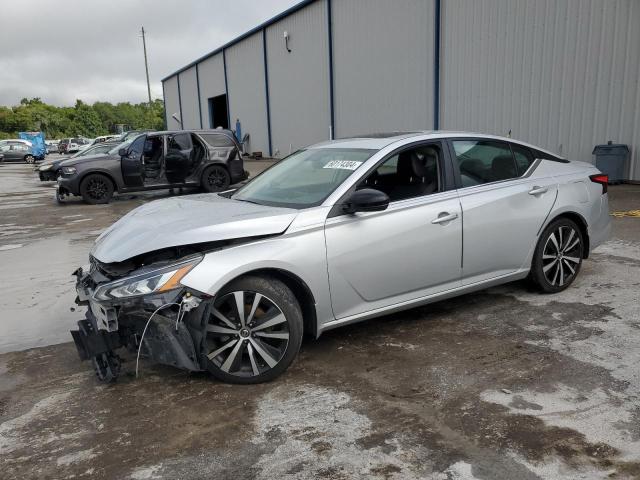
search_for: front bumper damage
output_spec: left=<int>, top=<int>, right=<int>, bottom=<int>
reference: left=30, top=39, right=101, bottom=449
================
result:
left=71, top=264, right=208, bottom=382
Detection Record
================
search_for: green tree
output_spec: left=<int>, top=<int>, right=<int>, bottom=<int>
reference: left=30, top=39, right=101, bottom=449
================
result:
left=0, top=98, right=165, bottom=139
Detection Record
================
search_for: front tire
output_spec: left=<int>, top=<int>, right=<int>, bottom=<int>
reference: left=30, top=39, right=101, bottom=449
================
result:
left=80, top=174, right=114, bottom=204
left=530, top=218, right=584, bottom=293
left=202, top=275, right=303, bottom=384
left=24, top=155, right=35, bottom=164
left=201, top=165, right=230, bottom=192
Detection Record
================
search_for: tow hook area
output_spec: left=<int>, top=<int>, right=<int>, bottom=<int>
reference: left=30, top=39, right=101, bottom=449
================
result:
left=71, top=316, right=123, bottom=382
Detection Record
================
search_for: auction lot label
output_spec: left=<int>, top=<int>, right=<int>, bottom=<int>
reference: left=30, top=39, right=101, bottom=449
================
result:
left=323, top=160, right=363, bottom=171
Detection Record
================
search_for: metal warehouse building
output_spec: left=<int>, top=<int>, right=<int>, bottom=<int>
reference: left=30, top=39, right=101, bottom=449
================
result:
left=162, top=0, right=640, bottom=181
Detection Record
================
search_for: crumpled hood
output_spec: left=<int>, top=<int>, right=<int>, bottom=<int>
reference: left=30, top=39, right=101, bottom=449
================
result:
left=91, top=193, right=298, bottom=263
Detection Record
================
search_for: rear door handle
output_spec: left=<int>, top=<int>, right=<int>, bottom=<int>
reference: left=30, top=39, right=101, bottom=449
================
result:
left=431, top=212, right=458, bottom=224
left=528, top=186, right=548, bottom=195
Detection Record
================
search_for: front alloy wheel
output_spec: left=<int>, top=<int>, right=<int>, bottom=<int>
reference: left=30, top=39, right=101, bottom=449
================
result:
left=80, top=174, right=114, bottom=204
left=203, top=275, right=303, bottom=384
left=531, top=218, right=584, bottom=292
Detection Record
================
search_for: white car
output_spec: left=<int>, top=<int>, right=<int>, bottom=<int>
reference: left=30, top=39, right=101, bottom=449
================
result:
left=0, top=139, right=32, bottom=147
left=71, top=131, right=611, bottom=384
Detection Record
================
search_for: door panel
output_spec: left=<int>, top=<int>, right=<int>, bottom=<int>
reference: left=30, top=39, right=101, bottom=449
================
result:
left=325, top=192, right=462, bottom=320
left=121, top=135, right=145, bottom=187
left=165, top=133, right=193, bottom=184
left=459, top=177, right=557, bottom=284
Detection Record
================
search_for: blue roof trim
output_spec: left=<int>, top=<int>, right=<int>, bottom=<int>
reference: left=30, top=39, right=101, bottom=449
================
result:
left=161, top=0, right=319, bottom=82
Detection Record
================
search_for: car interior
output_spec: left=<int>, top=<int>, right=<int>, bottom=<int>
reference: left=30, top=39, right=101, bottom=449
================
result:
left=142, top=137, right=164, bottom=180
left=453, top=140, right=526, bottom=187
left=361, top=145, right=441, bottom=202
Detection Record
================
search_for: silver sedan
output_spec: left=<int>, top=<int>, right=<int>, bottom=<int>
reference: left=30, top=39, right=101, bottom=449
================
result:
left=71, top=132, right=611, bottom=384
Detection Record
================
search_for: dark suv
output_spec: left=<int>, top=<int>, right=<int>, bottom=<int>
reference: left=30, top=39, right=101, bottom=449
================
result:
left=56, top=130, right=247, bottom=204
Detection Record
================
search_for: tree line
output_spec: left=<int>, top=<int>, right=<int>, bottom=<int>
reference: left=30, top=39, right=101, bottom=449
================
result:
left=0, top=98, right=165, bottom=140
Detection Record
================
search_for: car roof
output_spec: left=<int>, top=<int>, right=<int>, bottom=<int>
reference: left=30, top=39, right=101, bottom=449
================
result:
left=309, top=131, right=563, bottom=159
left=149, top=129, right=235, bottom=136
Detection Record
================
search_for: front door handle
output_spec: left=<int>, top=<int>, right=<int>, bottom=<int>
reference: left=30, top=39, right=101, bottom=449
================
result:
left=528, top=186, right=548, bottom=195
left=431, top=212, right=458, bottom=224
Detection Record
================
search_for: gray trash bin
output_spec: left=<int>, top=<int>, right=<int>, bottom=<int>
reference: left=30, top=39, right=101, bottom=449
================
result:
left=592, top=142, right=629, bottom=184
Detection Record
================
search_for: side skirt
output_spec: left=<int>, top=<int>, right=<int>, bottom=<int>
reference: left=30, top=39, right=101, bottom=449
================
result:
left=318, top=269, right=530, bottom=334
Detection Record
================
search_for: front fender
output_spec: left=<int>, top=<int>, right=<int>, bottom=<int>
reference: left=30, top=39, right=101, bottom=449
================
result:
left=180, top=228, right=334, bottom=329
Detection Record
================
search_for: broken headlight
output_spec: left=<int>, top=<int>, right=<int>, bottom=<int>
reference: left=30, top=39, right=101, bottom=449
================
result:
left=93, top=256, right=201, bottom=301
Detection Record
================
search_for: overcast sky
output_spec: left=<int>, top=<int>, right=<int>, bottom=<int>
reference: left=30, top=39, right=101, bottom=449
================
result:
left=0, top=0, right=300, bottom=107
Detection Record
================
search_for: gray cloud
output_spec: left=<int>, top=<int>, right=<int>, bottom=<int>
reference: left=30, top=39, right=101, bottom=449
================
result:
left=0, top=0, right=299, bottom=106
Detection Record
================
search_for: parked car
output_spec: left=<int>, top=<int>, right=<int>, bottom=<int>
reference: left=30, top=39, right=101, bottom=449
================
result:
left=118, top=130, right=155, bottom=143
left=58, top=138, right=91, bottom=154
left=45, top=140, right=59, bottom=153
left=70, top=131, right=611, bottom=383
left=36, top=141, right=120, bottom=181
left=56, top=129, right=245, bottom=204
left=92, top=135, right=121, bottom=144
left=0, top=139, right=32, bottom=148
left=0, top=143, right=36, bottom=163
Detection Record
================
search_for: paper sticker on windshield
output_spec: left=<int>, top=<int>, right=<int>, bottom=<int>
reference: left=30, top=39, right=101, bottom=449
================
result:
left=323, top=160, right=363, bottom=171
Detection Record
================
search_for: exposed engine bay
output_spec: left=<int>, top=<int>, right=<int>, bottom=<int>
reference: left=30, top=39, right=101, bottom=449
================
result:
left=71, top=246, right=218, bottom=382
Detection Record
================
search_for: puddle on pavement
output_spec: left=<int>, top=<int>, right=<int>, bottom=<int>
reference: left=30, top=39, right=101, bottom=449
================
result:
left=0, top=236, right=92, bottom=353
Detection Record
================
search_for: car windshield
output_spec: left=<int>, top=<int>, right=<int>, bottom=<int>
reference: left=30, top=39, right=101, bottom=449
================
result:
left=232, top=148, right=375, bottom=209
left=108, top=139, right=135, bottom=155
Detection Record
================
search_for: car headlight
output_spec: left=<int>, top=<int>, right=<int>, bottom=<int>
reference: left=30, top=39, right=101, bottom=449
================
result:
left=93, top=257, right=201, bottom=301
left=39, top=164, right=53, bottom=171
left=61, top=166, right=76, bottom=175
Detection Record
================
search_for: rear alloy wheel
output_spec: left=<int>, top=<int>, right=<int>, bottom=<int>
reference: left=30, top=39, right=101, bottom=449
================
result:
left=203, top=275, right=303, bottom=384
left=531, top=218, right=584, bottom=293
left=80, top=174, right=114, bottom=204
left=24, top=155, right=35, bottom=164
left=202, top=165, right=231, bottom=192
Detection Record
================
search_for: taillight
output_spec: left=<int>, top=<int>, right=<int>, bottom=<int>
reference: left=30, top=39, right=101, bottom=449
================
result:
left=589, top=174, right=608, bottom=194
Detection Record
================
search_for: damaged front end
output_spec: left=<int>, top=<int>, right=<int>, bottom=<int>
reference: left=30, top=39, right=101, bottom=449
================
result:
left=71, top=250, right=211, bottom=382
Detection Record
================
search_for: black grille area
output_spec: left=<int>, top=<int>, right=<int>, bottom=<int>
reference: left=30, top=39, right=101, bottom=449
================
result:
left=89, top=256, right=136, bottom=283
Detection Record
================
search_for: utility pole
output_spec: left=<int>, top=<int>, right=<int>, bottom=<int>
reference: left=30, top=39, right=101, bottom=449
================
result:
left=141, top=26, right=152, bottom=105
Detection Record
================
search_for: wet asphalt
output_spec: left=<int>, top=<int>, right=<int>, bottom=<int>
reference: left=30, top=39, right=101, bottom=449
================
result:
left=0, top=158, right=639, bottom=479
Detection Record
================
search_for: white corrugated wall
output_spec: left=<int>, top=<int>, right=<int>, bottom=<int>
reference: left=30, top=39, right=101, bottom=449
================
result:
left=197, top=54, right=227, bottom=129
left=441, top=0, right=640, bottom=180
left=178, top=67, right=200, bottom=129
left=331, top=0, right=435, bottom=137
left=225, top=32, right=270, bottom=155
left=265, top=0, right=330, bottom=156
left=162, top=76, right=181, bottom=130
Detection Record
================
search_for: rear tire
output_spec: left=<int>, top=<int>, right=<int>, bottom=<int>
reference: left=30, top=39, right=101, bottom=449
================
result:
left=202, top=275, right=303, bottom=384
left=80, top=174, right=114, bottom=204
left=201, top=165, right=231, bottom=192
left=530, top=217, right=584, bottom=293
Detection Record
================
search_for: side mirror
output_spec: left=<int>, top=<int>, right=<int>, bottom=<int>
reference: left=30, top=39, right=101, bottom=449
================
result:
left=343, top=188, right=390, bottom=214
left=118, top=148, right=128, bottom=157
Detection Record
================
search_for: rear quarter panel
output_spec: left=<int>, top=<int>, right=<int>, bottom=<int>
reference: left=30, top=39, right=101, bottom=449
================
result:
left=524, top=160, right=610, bottom=265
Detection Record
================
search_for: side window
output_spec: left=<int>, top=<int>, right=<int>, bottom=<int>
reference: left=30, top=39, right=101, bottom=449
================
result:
left=199, top=133, right=235, bottom=148
left=452, top=140, right=517, bottom=187
left=168, top=133, right=191, bottom=151
left=511, top=144, right=534, bottom=175
left=359, top=144, right=441, bottom=202
left=127, top=135, right=146, bottom=159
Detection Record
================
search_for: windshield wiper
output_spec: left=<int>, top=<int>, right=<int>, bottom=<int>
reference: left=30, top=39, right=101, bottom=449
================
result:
left=233, top=197, right=262, bottom=206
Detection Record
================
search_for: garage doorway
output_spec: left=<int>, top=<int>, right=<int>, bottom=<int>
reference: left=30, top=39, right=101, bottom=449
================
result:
left=208, top=94, right=229, bottom=129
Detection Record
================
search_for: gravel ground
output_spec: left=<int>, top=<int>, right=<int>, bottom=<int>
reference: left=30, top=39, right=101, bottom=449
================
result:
left=0, top=160, right=638, bottom=479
